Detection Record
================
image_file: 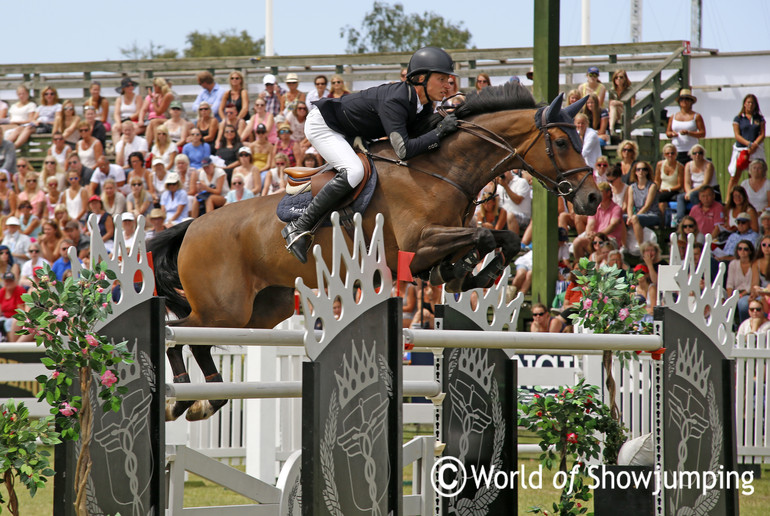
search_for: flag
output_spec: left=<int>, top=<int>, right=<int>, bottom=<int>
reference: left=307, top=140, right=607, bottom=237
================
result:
left=397, top=251, right=415, bottom=283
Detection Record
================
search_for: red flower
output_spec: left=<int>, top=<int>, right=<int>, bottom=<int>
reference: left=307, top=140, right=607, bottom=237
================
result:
left=566, top=432, right=578, bottom=444
left=537, top=411, right=542, bottom=417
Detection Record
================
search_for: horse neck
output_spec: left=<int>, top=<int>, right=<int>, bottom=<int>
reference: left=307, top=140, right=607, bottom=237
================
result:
left=436, top=109, right=540, bottom=197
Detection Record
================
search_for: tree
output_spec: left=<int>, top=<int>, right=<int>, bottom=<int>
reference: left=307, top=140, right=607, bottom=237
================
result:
left=119, top=40, right=179, bottom=60
left=341, top=1, right=473, bottom=54
left=183, top=29, right=264, bottom=58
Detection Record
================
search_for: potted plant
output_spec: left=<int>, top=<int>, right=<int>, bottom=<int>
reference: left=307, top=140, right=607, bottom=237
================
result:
left=518, top=379, right=626, bottom=515
left=0, top=399, right=59, bottom=516
left=13, top=263, right=133, bottom=516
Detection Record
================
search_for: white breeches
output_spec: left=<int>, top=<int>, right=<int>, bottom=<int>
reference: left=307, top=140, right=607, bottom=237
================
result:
left=304, top=108, right=365, bottom=187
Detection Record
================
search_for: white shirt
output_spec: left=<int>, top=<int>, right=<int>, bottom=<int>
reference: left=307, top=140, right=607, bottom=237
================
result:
left=2, top=231, right=31, bottom=269
left=305, top=88, right=330, bottom=111
left=115, top=136, right=149, bottom=167
left=581, top=127, right=602, bottom=169
left=90, top=164, right=127, bottom=193
left=499, top=173, right=532, bottom=219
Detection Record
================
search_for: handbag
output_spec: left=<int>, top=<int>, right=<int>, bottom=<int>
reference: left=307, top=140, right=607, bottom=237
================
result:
left=736, top=149, right=751, bottom=172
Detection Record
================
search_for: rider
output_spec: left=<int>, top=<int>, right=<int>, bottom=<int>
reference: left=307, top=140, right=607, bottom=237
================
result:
left=281, top=46, right=461, bottom=263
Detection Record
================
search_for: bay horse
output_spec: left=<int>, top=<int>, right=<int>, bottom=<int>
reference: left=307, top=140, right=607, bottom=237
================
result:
left=150, top=82, right=600, bottom=421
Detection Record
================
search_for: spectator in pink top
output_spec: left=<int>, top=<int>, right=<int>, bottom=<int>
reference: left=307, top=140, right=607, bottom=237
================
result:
left=572, top=182, right=625, bottom=258
left=689, top=185, right=724, bottom=238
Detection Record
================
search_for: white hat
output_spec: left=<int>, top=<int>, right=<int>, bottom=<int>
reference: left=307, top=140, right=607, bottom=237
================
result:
left=121, top=212, right=136, bottom=222
left=152, top=157, right=165, bottom=167
left=285, top=72, right=299, bottom=83
left=263, top=74, right=277, bottom=85
left=238, top=146, right=252, bottom=155
left=164, top=172, right=181, bottom=185
left=5, top=216, right=20, bottom=226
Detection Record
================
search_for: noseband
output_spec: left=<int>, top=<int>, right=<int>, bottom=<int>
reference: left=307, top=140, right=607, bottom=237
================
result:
left=448, top=106, right=593, bottom=198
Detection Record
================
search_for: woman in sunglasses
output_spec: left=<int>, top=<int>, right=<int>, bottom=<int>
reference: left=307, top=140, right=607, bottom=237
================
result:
left=327, top=75, right=350, bottom=99
left=740, top=159, right=770, bottom=213
left=676, top=215, right=705, bottom=244
left=737, top=298, right=770, bottom=335
left=723, top=185, right=758, bottom=234
left=46, top=131, right=72, bottom=169
left=273, top=123, right=300, bottom=167
left=17, top=172, right=46, bottom=219
left=608, top=69, right=634, bottom=132
left=0, top=170, right=17, bottom=222
left=62, top=170, right=88, bottom=223
left=625, top=160, right=660, bottom=249
left=728, top=94, right=765, bottom=195
left=666, top=89, right=706, bottom=165
left=241, top=100, right=276, bottom=144
left=52, top=100, right=81, bottom=149
left=0, top=245, right=20, bottom=282
left=616, top=139, right=639, bottom=182
left=726, top=239, right=759, bottom=326
left=1, top=86, right=37, bottom=149
left=474, top=73, right=491, bottom=92
left=677, top=144, right=717, bottom=219
left=654, top=143, right=684, bottom=217
left=225, top=173, right=254, bottom=204
left=578, top=66, right=606, bottom=108
left=193, top=102, right=218, bottom=145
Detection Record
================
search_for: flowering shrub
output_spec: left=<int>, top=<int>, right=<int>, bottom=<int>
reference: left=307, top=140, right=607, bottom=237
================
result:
left=519, top=379, right=627, bottom=516
left=13, top=262, right=133, bottom=515
left=0, top=400, right=60, bottom=516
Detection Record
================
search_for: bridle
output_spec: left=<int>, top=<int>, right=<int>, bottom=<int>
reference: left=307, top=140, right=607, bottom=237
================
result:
left=442, top=105, right=594, bottom=198
left=370, top=106, right=593, bottom=205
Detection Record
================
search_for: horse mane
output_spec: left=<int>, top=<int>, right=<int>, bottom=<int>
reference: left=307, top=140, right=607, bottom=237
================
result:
left=410, top=81, right=538, bottom=136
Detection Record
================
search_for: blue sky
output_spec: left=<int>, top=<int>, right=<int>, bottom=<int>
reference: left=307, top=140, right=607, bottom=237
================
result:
left=5, top=0, right=770, bottom=63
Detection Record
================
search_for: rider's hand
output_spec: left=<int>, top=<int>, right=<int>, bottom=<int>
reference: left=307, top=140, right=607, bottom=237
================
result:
left=435, top=113, right=459, bottom=139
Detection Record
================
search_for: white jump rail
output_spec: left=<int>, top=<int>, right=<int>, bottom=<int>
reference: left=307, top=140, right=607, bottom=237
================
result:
left=167, top=326, right=663, bottom=351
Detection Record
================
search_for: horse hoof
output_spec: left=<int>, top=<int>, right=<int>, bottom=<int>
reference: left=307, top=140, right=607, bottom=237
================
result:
left=165, top=400, right=179, bottom=422
left=186, top=400, right=214, bottom=421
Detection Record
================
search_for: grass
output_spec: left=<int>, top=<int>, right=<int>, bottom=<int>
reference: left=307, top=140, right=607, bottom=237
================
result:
left=6, top=440, right=770, bottom=514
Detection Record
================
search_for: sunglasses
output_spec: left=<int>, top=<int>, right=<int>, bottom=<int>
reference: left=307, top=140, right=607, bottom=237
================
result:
left=738, top=247, right=751, bottom=251
left=664, top=152, right=676, bottom=155
left=239, top=153, right=251, bottom=157
left=692, top=151, right=704, bottom=155
left=331, top=81, right=342, bottom=84
left=79, top=129, right=89, bottom=132
left=596, top=163, right=608, bottom=168
left=622, top=148, right=634, bottom=153
left=476, top=79, right=489, bottom=83
left=25, top=179, right=36, bottom=183
left=682, top=223, right=695, bottom=229
left=738, top=220, right=750, bottom=224
left=18, top=164, right=27, bottom=168
left=199, top=107, right=210, bottom=111
left=191, top=133, right=201, bottom=136
left=593, top=240, right=603, bottom=245
left=68, top=177, right=79, bottom=181
left=264, top=83, right=274, bottom=86
left=131, top=182, right=143, bottom=186
left=29, top=249, right=40, bottom=253
left=0, top=179, right=7, bottom=182
left=232, top=181, right=243, bottom=185
left=532, top=312, right=546, bottom=316
left=588, top=73, right=599, bottom=77
left=315, top=82, right=327, bottom=86
left=0, top=251, right=8, bottom=255
left=278, top=129, right=290, bottom=134
left=636, top=167, right=650, bottom=172
left=297, top=107, right=307, bottom=111
left=763, top=242, right=770, bottom=248
left=255, top=103, right=265, bottom=107
left=275, top=162, right=287, bottom=166
left=750, top=307, right=764, bottom=312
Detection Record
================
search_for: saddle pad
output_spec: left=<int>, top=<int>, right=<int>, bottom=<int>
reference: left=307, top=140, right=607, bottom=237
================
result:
left=276, top=166, right=378, bottom=224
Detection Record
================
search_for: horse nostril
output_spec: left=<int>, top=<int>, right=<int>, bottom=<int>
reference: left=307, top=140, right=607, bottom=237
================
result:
left=587, top=192, right=600, bottom=207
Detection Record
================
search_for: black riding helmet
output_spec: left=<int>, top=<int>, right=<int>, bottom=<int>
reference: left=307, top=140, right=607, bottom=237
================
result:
left=406, top=47, right=456, bottom=102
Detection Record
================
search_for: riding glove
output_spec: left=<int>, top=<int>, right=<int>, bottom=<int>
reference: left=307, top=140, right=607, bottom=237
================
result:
left=435, top=113, right=459, bottom=139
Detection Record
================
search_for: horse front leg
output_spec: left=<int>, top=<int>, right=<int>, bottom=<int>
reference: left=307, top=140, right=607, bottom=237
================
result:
left=411, top=225, right=499, bottom=292
left=166, top=346, right=194, bottom=422
left=457, top=229, right=520, bottom=290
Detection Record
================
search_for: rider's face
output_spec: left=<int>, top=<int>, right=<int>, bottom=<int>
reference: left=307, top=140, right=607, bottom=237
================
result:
left=425, top=73, right=451, bottom=102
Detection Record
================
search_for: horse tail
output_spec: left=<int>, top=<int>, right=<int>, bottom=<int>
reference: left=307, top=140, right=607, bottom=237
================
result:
left=147, top=219, right=194, bottom=319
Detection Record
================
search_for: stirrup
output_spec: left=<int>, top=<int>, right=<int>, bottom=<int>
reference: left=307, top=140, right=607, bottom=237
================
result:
left=284, top=228, right=313, bottom=250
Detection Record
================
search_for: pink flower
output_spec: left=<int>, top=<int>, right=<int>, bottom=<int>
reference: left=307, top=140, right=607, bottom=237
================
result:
left=96, top=272, right=106, bottom=280
left=583, top=299, right=592, bottom=310
left=100, top=370, right=118, bottom=388
left=102, top=303, right=108, bottom=308
left=86, top=334, right=99, bottom=347
left=52, top=308, right=69, bottom=322
left=566, top=432, right=578, bottom=444
left=52, top=371, right=60, bottom=379
left=82, top=348, right=88, bottom=355
left=603, top=296, right=609, bottom=303
left=619, top=308, right=630, bottom=321
left=59, top=402, right=77, bottom=417
left=97, top=287, right=104, bottom=293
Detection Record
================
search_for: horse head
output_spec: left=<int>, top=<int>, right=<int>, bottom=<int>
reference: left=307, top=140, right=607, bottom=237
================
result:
left=528, top=93, right=599, bottom=215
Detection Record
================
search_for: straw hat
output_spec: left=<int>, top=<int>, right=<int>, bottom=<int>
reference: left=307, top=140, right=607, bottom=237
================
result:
left=678, top=89, right=697, bottom=103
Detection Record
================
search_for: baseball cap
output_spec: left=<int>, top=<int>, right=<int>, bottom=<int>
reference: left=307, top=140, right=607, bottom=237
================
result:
left=5, top=216, right=20, bottom=226
left=2, top=272, right=15, bottom=281
left=169, top=100, right=183, bottom=110
left=238, top=146, right=252, bottom=155
left=256, top=123, right=267, bottom=134
left=760, top=211, right=770, bottom=221
left=558, top=227, right=569, bottom=242
left=152, top=157, right=166, bottom=167
left=736, top=212, right=751, bottom=221
left=121, top=212, right=136, bottom=222
left=633, top=264, right=649, bottom=275
left=587, top=66, right=600, bottom=75
left=88, top=195, right=101, bottom=203
left=263, top=74, right=276, bottom=85
left=64, top=220, right=80, bottom=230
left=201, top=156, right=213, bottom=166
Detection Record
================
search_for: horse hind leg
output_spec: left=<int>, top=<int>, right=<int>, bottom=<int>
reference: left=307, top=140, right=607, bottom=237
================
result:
left=166, top=345, right=195, bottom=422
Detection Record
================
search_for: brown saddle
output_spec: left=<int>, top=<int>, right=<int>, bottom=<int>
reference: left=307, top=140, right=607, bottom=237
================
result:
left=285, top=153, right=373, bottom=200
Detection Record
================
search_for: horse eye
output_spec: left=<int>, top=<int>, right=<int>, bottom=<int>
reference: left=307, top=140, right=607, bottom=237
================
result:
left=555, top=138, right=569, bottom=150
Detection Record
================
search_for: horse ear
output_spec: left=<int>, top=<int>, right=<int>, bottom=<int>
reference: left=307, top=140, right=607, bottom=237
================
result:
left=564, top=96, right=589, bottom=120
left=545, top=93, right=565, bottom=123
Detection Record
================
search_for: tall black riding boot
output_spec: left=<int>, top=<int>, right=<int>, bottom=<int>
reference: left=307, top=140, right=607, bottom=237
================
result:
left=282, top=171, right=354, bottom=263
